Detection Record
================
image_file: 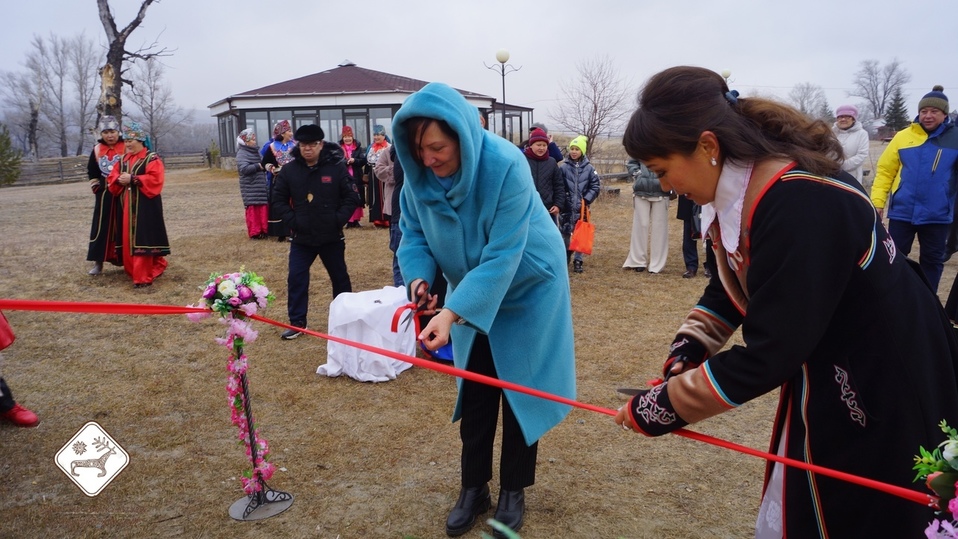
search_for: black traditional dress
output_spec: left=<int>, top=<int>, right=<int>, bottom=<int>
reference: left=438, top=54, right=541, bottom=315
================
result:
left=86, top=140, right=124, bottom=265
left=627, top=163, right=958, bottom=537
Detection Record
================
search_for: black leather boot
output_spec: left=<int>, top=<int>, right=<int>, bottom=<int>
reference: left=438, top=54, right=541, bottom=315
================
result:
left=492, top=489, right=524, bottom=538
left=573, top=259, right=583, bottom=273
left=445, top=484, right=491, bottom=537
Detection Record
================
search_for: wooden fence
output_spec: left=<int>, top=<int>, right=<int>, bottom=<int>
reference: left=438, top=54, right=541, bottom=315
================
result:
left=10, top=152, right=210, bottom=187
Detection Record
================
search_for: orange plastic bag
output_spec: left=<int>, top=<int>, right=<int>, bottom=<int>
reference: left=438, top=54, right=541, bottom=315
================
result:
left=569, top=201, right=594, bottom=255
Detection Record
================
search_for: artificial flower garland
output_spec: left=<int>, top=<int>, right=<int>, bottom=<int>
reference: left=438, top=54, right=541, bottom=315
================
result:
left=914, top=420, right=958, bottom=537
left=188, top=270, right=276, bottom=495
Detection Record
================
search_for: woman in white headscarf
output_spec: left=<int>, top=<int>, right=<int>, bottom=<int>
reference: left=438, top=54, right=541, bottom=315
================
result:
left=236, top=128, right=269, bottom=239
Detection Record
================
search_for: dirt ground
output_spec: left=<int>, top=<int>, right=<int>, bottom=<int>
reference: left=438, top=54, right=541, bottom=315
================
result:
left=0, top=164, right=950, bottom=538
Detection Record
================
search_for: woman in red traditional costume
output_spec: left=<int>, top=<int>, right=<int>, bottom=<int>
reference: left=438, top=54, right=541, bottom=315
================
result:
left=85, top=115, right=124, bottom=275
left=107, top=121, right=170, bottom=288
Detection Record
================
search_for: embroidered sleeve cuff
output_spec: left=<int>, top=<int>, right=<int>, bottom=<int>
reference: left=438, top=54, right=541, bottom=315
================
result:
left=663, top=334, right=708, bottom=378
left=627, top=383, right=689, bottom=437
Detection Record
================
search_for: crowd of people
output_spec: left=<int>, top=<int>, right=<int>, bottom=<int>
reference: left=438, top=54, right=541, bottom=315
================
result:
left=59, top=73, right=958, bottom=537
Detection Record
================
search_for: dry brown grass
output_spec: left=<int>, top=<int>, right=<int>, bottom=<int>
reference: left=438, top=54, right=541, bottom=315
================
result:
left=1, top=169, right=951, bottom=538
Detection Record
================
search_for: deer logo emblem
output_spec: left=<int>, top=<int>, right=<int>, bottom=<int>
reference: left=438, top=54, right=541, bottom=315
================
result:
left=70, top=436, right=117, bottom=478
left=56, top=421, right=130, bottom=497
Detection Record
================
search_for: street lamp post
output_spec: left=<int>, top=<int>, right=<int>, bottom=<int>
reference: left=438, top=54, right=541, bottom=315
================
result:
left=720, top=69, right=733, bottom=85
left=485, top=50, right=521, bottom=140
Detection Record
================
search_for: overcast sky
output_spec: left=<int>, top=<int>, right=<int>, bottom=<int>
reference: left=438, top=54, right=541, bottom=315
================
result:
left=1, top=0, right=956, bottom=128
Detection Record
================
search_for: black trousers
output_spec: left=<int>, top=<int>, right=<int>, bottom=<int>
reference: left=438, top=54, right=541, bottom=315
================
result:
left=287, top=239, right=351, bottom=327
left=0, top=377, right=15, bottom=413
left=459, top=334, right=537, bottom=491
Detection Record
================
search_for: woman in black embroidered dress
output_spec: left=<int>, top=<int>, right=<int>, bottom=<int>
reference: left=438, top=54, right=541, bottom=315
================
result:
left=614, top=66, right=958, bottom=538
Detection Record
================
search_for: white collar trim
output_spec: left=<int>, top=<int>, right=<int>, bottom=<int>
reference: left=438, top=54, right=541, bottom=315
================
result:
left=700, top=160, right=753, bottom=254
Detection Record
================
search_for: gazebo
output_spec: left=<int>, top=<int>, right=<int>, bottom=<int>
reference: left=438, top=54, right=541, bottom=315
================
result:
left=208, top=60, right=533, bottom=154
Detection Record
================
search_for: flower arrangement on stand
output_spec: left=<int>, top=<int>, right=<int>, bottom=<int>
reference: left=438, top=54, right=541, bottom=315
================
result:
left=188, top=270, right=293, bottom=520
left=914, top=420, right=958, bottom=538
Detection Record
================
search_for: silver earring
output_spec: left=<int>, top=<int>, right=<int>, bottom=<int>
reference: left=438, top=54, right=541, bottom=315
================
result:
left=710, top=157, right=717, bottom=166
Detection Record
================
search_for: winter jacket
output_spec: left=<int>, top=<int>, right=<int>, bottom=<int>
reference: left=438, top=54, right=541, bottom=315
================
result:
left=832, top=120, right=870, bottom=183
left=338, top=139, right=367, bottom=184
left=271, top=142, right=360, bottom=246
left=871, top=119, right=958, bottom=225
left=627, top=159, right=670, bottom=198
left=525, top=155, right=567, bottom=212
left=390, top=145, right=405, bottom=226
left=375, top=145, right=397, bottom=216
left=236, top=143, right=269, bottom=206
left=559, top=156, right=601, bottom=235
left=393, top=82, right=576, bottom=445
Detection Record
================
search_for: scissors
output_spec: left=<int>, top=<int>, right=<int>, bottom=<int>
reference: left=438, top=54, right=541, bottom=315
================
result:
left=400, top=302, right=430, bottom=332
left=615, top=355, right=687, bottom=397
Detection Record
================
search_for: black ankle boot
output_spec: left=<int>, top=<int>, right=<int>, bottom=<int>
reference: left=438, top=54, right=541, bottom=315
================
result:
left=492, top=489, right=525, bottom=538
left=573, top=260, right=583, bottom=273
left=445, top=484, right=491, bottom=537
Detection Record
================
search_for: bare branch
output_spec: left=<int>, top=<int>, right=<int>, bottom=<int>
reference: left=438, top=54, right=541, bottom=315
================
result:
left=788, top=82, right=828, bottom=118
left=550, top=55, right=632, bottom=160
left=95, top=0, right=163, bottom=120
left=848, top=59, right=911, bottom=119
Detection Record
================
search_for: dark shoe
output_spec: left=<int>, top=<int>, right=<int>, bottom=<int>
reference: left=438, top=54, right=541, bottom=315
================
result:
left=492, top=489, right=525, bottom=538
left=277, top=236, right=287, bottom=242
left=133, top=282, right=152, bottom=288
left=445, top=485, right=491, bottom=537
left=634, top=267, right=646, bottom=273
left=281, top=327, right=305, bottom=340
left=703, top=268, right=713, bottom=279
left=345, top=221, right=361, bottom=229
left=1, top=403, right=39, bottom=427
left=682, top=269, right=696, bottom=279
left=573, top=260, right=583, bottom=273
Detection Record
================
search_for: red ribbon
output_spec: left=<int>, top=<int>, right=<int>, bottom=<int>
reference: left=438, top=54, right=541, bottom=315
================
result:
left=390, top=302, right=422, bottom=335
left=0, top=298, right=933, bottom=507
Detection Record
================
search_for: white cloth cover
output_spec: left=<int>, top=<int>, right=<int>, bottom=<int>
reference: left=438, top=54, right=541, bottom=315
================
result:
left=318, top=286, right=415, bottom=382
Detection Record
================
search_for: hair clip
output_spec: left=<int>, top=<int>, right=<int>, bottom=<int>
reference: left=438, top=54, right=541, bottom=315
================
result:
left=724, top=90, right=740, bottom=105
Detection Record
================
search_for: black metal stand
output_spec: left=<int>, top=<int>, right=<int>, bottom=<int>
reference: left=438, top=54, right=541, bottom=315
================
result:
left=228, top=345, right=293, bottom=521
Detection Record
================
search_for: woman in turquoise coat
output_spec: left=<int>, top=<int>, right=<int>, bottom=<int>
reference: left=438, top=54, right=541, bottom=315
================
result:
left=393, top=82, right=576, bottom=538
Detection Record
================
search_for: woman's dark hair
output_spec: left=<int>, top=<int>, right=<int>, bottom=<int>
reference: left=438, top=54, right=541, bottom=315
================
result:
left=401, top=117, right=459, bottom=167
left=622, top=66, right=842, bottom=176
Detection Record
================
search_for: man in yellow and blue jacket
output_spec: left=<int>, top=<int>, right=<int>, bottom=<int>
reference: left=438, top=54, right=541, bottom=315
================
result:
left=871, top=86, right=958, bottom=292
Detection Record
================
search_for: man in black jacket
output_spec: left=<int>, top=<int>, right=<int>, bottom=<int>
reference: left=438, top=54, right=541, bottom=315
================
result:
left=271, top=124, right=361, bottom=339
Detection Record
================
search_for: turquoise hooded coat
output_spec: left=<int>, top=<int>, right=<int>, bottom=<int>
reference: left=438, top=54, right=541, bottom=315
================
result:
left=393, top=82, right=576, bottom=445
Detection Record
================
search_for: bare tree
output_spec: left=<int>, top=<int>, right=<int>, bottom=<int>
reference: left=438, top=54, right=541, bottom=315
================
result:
left=95, top=0, right=170, bottom=124
left=0, top=51, right=45, bottom=161
left=550, top=55, right=632, bottom=159
left=788, top=82, right=828, bottom=117
left=69, top=32, right=102, bottom=155
left=848, top=59, right=911, bottom=120
left=127, top=57, right=189, bottom=153
left=33, top=34, right=73, bottom=157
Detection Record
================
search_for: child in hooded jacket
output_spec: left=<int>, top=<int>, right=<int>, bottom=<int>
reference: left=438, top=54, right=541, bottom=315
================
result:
left=559, top=136, right=601, bottom=273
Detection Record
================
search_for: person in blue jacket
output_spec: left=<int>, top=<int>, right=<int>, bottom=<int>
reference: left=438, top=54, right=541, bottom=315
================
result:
left=871, top=86, right=958, bottom=292
left=393, top=82, right=576, bottom=539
